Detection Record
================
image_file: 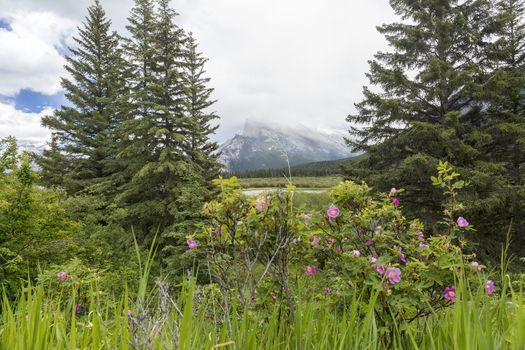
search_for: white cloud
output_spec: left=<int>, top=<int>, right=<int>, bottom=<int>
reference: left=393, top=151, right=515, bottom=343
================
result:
left=0, top=102, right=51, bottom=144
left=0, top=11, right=75, bottom=96
left=0, top=0, right=398, bottom=141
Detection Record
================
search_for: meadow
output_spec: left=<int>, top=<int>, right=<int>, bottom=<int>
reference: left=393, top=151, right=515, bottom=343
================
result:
left=237, top=176, right=342, bottom=189
left=2, top=257, right=525, bottom=349
left=3, top=164, right=525, bottom=349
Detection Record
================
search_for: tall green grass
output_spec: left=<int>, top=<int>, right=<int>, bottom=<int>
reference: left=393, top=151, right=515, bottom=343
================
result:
left=2, top=236, right=523, bottom=349
left=2, top=274, right=525, bottom=349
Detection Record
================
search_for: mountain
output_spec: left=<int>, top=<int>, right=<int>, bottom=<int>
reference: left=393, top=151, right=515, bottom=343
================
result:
left=17, top=141, right=46, bottom=154
left=219, top=119, right=357, bottom=172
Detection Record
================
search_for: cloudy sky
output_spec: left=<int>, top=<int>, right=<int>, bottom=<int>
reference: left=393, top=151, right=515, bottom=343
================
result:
left=0, top=0, right=397, bottom=144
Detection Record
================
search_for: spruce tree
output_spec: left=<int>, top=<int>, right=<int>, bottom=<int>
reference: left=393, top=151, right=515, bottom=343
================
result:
left=481, top=0, right=525, bottom=243
left=39, top=0, right=127, bottom=195
left=345, top=0, right=494, bottom=226
left=181, top=32, right=222, bottom=192
left=38, top=134, right=71, bottom=189
left=116, top=0, right=206, bottom=247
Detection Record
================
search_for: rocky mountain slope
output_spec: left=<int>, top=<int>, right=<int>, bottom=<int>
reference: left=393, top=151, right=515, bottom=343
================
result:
left=219, top=119, right=356, bottom=171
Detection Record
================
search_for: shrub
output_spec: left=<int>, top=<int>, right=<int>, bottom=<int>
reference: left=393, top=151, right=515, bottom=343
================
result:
left=196, top=163, right=488, bottom=337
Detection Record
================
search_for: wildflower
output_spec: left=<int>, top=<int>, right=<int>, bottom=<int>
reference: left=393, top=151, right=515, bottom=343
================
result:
left=250, top=294, right=257, bottom=301
left=311, top=235, right=321, bottom=247
left=366, top=239, right=373, bottom=246
left=410, top=223, right=418, bottom=230
left=471, top=261, right=482, bottom=271
left=325, top=237, right=334, bottom=247
left=457, top=217, right=469, bottom=228
left=392, top=197, right=400, bottom=206
left=75, top=303, right=82, bottom=315
left=417, top=231, right=424, bottom=239
left=419, top=243, right=429, bottom=248
left=486, top=280, right=495, bottom=296
left=127, top=309, right=133, bottom=317
left=390, top=187, right=397, bottom=196
left=57, top=271, right=68, bottom=282
left=256, top=198, right=267, bottom=212
left=399, top=255, right=407, bottom=263
left=335, top=245, right=343, bottom=253
left=327, top=205, right=340, bottom=219
left=444, top=286, right=457, bottom=302
left=370, top=256, right=377, bottom=264
left=385, top=267, right=401, bottom=284
left=444, top=242, right=451, bottom=249
left=305, top=265, right=317, bottom=276
left=350, top=250, right=361, bottom=258
left=213, top=228, right=222, bottom=236
left=187, top=239, right=197, bottom=249
left=325, top=288, right=333, bottom=297
left=301, top=213, right=314, bottom=224
left=375, top=265, right=385, bottom=276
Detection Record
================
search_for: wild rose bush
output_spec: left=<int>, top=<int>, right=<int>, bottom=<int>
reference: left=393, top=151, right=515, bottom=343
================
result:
left=192, top=177, right=302, bottom=314
left=195, top=163, right=492, bottom=329
left=297, top=179, right=480, bottom=329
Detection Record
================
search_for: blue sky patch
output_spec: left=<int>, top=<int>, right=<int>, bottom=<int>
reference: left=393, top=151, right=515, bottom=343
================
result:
left=1, top=89, right=67, bottom=113
left=0, top=18, right=12, bottom=31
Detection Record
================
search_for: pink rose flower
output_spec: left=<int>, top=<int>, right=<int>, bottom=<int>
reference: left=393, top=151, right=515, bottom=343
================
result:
left=375, top=265, right=385, bottom=276
left=327, top=205, right=340, bottom=219
left=444, top=286, right=457, bottom=301
left=187, top=239, right=197, bottom=249
left=486, top=280, right=494, bottom=296
left=457, top=216, right=469, bottom=228
left=385, top=267, right=401, bottom=284
left=57, top=271, right=68, bottom=282
left=305, top=265, right=317, bottom=276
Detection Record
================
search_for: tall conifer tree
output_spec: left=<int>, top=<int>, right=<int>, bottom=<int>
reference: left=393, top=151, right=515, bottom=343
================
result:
left=182, top=33, right=222, bottom=192
left=345, top=0, right=494, bottom=223
left=116, top=0, right=205, bottom=245
left=482, top=0, right=525, bottom=243
left=39, top=0, right=127, bottom=195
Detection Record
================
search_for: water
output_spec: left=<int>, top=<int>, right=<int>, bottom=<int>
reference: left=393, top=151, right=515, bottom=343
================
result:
left=242, top=188, right=327, bottom=196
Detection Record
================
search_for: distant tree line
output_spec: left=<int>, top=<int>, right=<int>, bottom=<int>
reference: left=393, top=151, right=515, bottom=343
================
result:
left=228, top=157, right=360, bottom=178
left=346, top=0, right=525, bottom=265
left=37, top=0, right=220, bottom=279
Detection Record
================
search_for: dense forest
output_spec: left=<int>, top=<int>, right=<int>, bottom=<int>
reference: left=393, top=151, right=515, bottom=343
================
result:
left=1, top=0, right=525, bottom=348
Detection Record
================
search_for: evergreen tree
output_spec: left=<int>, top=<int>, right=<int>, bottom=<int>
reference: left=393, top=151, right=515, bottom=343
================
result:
left=481, top=0, right=525, bottom=243
left=181, top=33, right=222, bottom=188
left=37, top=134, right=70, bottom=189
left=39, top=0, right=127, bottom=195
left=116, top=0, right=206, bottom=248
left=345, top=0, right=495, bottom=228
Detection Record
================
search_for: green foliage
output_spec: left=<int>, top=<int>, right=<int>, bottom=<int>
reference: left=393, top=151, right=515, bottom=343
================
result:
left=0, top=138, right=81, bottom=298
left=192, top=164, right=485, bottom=340
left=345, top=0, right=525, bottom=266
